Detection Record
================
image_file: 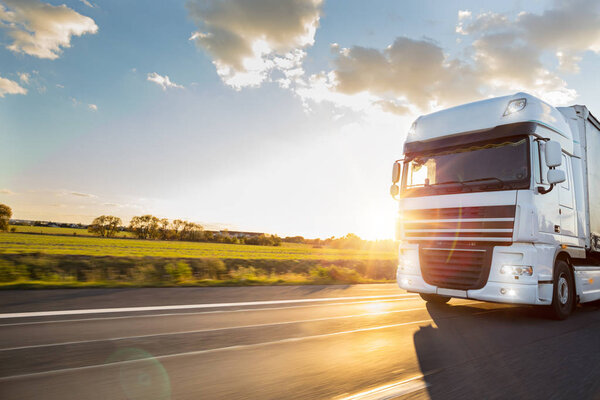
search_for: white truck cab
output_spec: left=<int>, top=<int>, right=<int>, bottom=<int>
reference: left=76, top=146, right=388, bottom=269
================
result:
left=391, top=92, right=600, bottom=319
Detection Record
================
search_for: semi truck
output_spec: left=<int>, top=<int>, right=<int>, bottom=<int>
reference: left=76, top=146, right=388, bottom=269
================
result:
left=390, top=92, right=600, bottom=319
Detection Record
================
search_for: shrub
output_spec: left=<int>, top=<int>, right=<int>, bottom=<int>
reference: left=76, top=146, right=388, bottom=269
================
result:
left=229, top=266, right=266, bottom=281
left=0, top=260, right=28, bottom=282
left=130, top=264, right=161, bottom=283
left=165, top=261, right=192, bottom=283
left=206, top=258, right=227, bottom=279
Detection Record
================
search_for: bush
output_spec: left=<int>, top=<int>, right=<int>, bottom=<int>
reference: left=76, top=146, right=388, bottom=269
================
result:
left=165, top=261, right=192, bottom=283
left=309, top=265, right=363, bottom=284
left=130, top=264, right=161, bottom=283
left=0, top=260, right=28, bottom=282
left=229, top=266, right=267, bottom=281
left=203, top=258, right=227, bottom=279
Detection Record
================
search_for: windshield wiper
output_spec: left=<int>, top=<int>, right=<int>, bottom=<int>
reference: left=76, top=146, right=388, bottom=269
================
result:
left=429, top=180, right=473, bottom=192
left=460, top=177, right=508, bottom=188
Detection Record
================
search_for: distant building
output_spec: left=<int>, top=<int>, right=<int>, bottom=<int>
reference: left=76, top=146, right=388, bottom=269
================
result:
left=204, top=230, right=267, bottom=238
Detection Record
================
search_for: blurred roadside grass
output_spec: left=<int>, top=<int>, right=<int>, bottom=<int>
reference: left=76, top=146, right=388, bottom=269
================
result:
left=0, top=255, right=396, bottom=289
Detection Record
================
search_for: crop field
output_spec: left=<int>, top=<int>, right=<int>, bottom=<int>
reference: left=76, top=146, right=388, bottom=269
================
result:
left=9, top=225, right=134, bottom=238
left=0, top=233, right=397, bottom=261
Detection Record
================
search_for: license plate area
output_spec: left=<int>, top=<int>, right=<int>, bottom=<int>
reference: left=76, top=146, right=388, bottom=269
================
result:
left=437, top=288, right=467, bottom=298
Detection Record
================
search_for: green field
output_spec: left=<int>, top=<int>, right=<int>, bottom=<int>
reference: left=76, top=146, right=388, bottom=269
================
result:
left=9, top=225, right=134, bottom=238
left=0, top=232, right=397, bottom=260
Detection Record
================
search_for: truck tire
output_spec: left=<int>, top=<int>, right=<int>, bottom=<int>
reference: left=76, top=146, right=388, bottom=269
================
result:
left=419, top=293, right=451, bottom=304
left=550, top=260, right=575, bottom=320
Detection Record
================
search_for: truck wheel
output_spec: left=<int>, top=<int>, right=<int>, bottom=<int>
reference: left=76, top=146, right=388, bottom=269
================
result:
left=420, top=293, right=451, bottom=304
left=550, top=260, right=574, bottom=320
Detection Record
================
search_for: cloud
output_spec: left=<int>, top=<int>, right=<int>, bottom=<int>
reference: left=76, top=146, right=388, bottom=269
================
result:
left=0, top=75, right=27, bottom=97
left=69, top=191, right=96, bottom=198
left=147, top=72, right=184, bottom=90
left=0, top=0, right=98, bottom=59
left=79, top=0, right=96, bottom=8
left=459, top=0, right=600, bottom=75
left=297, top=37, right=482, bottom=115
left=299, top=1, right=597, bottom=117
left=187, top=0, right=322, bottom=88
left=458, top=10, right=471, bottom=21
left=18, top=72, right=30, bottom=84
left=103, top=203, right=122, bottom=207
left=88, top=103, right=97, bottom=111
left=0, top=189, right=15, bottom=195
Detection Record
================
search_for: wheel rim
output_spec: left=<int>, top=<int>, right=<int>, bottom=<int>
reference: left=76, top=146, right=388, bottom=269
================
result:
left=558, top=274, right=569, bottom=305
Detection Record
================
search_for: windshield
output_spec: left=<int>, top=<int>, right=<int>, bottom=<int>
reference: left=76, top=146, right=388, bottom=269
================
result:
left=401, top=136, right=530, bottom=197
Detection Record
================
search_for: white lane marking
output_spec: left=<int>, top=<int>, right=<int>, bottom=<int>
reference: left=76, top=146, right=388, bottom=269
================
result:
left=338, top=375, right=427, bottom=400
left=0, top=298, right=420, bottom=327
left=0, top=317, right=437, bottom=382
left=0, top=306, right=434, bottom=352
left=0, top=294, right=417, bottom=319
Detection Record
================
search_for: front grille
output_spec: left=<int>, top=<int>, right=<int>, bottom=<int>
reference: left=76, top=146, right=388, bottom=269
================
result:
left=401, top=205, right=516, bottom=245
left=404, top=205, right=515, bottom=220
left=419, top=247, right=492, bottom=290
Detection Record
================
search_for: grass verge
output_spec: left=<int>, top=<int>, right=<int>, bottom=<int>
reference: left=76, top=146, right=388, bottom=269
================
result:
left=0, top=254, right=396, bottom=289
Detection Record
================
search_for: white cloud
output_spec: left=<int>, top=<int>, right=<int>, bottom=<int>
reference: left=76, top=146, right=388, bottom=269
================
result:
left=461, top=0, right=600, bottom=77
left=0, top=0, right=98, bottom=59
left=187, top=0, right=322, bottom=88
left=88, top=103, right=97, bottom=111
left=0, top=75, right=27, bottom=97
left=299, top=1, right=597, bottom=117
left=297, top=38, right=481, bottom=115
left=458, top=10, right=471, bottom=20
left=0, top=189, right=15, bottom=195
left=79, top=0, right=96, bottom=8
left=147, top=72, right=184, bottom=90
left=18, top=72, right=30, bottom=84
left=68, top=191, right=96, bottom=198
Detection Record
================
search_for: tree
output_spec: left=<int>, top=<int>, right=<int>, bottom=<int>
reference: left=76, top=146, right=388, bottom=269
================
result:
left=172, top=219, right=184, bottom=240
left=88, top=215, right=122, bottom=237
left=129, top=215, right=160, bottom=239
left=180, top=221, right=204, bottom=241
left=159, top=218, right=171, bottom=240
left=0, top=204, right=12, bottom=232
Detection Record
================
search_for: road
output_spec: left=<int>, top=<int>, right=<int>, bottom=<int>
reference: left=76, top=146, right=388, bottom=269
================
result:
left=1, top=284, right=599, bottom=399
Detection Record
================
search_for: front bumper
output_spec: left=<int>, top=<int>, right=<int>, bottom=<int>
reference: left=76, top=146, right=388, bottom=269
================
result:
left=396, top=242, right=554, bottom=305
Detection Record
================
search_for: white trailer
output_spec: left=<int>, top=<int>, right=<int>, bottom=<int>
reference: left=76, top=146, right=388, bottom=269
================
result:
left=391, top=92, right=600, bottom=319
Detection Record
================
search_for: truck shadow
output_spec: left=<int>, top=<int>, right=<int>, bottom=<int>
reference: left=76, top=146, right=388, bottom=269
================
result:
left=412, top=301, right=600, bottom=399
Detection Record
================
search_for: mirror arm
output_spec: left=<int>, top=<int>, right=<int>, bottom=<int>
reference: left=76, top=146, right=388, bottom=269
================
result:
left=537, top=183, right=554, bottom=194
left=538, top=165, right=558, bottom=194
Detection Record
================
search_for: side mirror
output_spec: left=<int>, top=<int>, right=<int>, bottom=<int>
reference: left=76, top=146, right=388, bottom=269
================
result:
left=547, top=169, right=566, bottom=185
left=390, top=184, right=399, bottom=197
left=545, top=141, right=562, bottom=167
left=392, top=161, right=401, bottom=183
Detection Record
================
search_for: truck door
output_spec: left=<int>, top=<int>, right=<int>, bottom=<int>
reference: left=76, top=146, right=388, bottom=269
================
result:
left=558, top=154, right=576, bottom=237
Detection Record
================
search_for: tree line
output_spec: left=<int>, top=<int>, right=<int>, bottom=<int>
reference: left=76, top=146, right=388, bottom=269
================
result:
left=87, top=214, right=282, bottom=246
left=282, top=233, right=395, bottom=251
left=1, top=203, right=393, bottom=250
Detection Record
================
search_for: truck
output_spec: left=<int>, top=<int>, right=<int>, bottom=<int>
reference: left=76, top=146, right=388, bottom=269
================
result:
left=390, top=92, right=600, bottom=319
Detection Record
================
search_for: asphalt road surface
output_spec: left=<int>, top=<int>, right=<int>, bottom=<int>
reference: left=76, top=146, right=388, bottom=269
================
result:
left=1, top=284, right=599, bottom=399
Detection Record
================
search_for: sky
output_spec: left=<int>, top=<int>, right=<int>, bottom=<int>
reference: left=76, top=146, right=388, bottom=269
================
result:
left=2, top=0, right=600, bottom=239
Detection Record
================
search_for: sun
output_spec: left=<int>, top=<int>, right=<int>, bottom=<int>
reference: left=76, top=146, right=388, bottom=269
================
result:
left=357, top=201, right=397, bottom=241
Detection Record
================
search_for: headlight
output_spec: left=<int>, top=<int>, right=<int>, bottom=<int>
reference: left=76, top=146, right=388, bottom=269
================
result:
left=503, top=98, right=527, bottom=116
left=398, top=249, right=418, bottom=272
left=500, top=265, right=533, bottom=276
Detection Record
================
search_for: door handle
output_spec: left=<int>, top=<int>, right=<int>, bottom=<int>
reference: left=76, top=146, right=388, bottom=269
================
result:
left=554, top=225, right=560, bottom=233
